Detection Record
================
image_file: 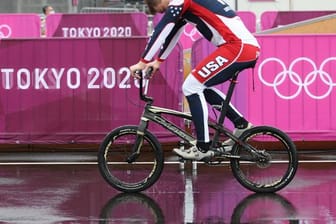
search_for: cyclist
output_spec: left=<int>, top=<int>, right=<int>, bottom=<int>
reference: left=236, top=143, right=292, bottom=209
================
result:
left=129, top=0, right=260, bottom=160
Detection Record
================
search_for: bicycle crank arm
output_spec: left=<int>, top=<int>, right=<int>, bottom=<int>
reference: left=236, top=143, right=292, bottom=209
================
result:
left=217, top=154, right=240, bottom=159
left=206, top=160, right=226, bottom=166
left=220, top=154, right=256, bottom=161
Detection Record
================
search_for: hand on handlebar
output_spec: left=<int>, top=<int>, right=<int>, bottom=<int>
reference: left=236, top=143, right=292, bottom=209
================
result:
left=144, top=60, right=161, bottom=79
left=130, top=60, right=161, bottom=79
left=130, top=61, right=146, bottom=79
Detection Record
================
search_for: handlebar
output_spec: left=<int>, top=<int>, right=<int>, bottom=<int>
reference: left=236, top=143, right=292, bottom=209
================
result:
left=135, top=68, right=154, bottom=104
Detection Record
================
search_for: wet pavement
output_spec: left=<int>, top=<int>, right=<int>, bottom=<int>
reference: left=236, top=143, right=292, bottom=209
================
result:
left=0, top=151, right=335, bottom=223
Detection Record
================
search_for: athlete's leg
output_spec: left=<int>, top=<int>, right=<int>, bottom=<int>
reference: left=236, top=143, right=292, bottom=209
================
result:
left=182, top=75, right=210, bottom=147
left=176, top=45, right=240, bottom=156
left=173, top=43, right=259, bottom=159
left=203, top=87, right=249, bottom=128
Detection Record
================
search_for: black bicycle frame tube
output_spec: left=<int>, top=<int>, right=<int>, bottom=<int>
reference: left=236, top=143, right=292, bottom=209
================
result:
left=211, top=71, right=239, bottom=148
left=141, top=104, right=196, bottom=143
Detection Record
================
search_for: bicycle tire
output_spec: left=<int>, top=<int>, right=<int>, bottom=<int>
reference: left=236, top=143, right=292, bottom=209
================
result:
left=98, top=125, right=164, bottom=193
left=230, top=126, right=298, bottom=193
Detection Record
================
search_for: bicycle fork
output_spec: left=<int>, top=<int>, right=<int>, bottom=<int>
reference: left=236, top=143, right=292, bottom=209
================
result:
left=126, top=118, right=148, bottom=163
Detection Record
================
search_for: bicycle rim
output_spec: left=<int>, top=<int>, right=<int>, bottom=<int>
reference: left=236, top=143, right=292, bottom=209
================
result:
left=231, top=126, right=298, bottom=193
left=98, top=126, right=164, bottom=193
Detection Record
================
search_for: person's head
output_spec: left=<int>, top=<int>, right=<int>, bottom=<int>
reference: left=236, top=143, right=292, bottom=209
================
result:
left=42, top=5, right=55, bottom=16
left=145, top=0, right=170, bottom=14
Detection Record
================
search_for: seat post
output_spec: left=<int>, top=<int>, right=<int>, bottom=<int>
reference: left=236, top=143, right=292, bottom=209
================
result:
left=217, top=71, right=240, bottom=125
left=211, top=71, right=240, bottom=147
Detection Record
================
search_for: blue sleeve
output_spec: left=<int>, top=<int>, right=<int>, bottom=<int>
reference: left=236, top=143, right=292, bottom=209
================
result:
left=141, top=4, right=185, bottom=62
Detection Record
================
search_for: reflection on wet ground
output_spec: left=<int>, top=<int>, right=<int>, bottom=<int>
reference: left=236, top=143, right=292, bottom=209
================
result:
left=0, top=152, right=335, bottom=223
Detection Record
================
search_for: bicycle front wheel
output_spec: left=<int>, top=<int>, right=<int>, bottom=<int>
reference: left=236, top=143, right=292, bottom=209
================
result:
left=98, top=125, right=164, bottom=193
left=230, top=126, right=298, bottom=193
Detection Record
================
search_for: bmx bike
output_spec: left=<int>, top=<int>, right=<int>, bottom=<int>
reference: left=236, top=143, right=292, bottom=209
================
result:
left=97, top=68, right=298, bottom=193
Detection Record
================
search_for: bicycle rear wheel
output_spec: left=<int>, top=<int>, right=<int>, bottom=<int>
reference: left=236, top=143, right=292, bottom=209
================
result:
left=230, top=126, right=298, bottom=193
left=98, top=125, right=164, bottom=193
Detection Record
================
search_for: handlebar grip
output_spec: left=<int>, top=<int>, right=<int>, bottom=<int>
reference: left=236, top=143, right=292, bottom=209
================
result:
left=134, top=70, right=142, bottom=76
left=144, top=67, right=154, bottom=79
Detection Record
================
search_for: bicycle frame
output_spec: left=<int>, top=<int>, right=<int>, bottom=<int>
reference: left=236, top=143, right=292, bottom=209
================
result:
left=126, top=69, right=265, bottom=165
left=133, top=71, right=243, bottom=151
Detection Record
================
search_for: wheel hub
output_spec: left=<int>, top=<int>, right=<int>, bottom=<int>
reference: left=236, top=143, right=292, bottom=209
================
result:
left=255, top=151, right=272, bottom=168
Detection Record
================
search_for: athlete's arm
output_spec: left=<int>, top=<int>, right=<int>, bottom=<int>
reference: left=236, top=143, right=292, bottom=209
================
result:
left=141, top=1, right=187, bottom=63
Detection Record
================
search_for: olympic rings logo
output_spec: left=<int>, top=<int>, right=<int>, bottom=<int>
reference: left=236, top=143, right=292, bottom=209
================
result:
left=0, top=24, right=12, bottom=38
left=258, top=57, right=336, bottom=100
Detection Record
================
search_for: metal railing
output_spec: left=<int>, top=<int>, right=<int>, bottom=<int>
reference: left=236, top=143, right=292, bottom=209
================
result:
left=80, top=6, right=145, bottom=13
